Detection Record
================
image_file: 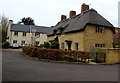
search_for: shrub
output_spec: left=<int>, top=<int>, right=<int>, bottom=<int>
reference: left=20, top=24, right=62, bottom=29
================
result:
left=2, top=42, right=10, bottom=48
left=23, top=46, right=90, bottom=62
left=39, top=44, right=44, bottom=48
left=44, top=42, right=51, bottom=48
left=22, top=46, right=34, bottom=55
left=30, top=47, right=90, bottom=62
left=51, top=41, right=59, bottom=49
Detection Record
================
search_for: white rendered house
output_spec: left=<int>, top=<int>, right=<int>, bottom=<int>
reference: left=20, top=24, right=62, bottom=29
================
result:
left=7, top=20, right=50, bottom=47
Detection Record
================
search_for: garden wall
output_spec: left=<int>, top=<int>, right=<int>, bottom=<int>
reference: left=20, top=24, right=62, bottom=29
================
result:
left=101, top=48, right=120, bottom=64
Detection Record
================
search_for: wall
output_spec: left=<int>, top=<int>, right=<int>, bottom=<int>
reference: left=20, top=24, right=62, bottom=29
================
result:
left=101, top=48, right=120, bottom=64
left=84, top=25, right=113, bottom=51
left=8, top=31, right=47, bottom=46
left=48, top=32, right=85, bottom=51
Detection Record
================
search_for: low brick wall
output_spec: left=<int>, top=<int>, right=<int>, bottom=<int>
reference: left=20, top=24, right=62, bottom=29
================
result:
left=101, top=48, right=120, bottom=64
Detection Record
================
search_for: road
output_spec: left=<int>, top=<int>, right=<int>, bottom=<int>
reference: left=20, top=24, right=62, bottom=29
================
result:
left=2, top=49, right=118, bottom=81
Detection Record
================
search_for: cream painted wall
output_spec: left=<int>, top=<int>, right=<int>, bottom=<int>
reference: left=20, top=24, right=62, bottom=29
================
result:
left=84, top=25, right=113, bottom=51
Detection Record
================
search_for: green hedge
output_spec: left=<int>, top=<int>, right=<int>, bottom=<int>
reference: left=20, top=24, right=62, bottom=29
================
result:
left=23, top=47, right=90, bottom=62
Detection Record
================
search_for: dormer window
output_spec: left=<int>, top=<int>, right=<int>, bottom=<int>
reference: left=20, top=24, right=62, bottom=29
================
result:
left=14, top=31, right=18, bottom=36
left=96, top=26, right=104, bottom=33
left=59, top=27, right=64, bottom=33
left=53, top=29, right=57, bottom=34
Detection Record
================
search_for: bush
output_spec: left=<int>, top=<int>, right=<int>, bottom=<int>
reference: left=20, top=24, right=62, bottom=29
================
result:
left=23, top=46, right=90, bottom=62
left=44, top=42, right=51, bottom=49
left=51, top=41, right=59, bottom=49
left=30, top=47, right=90, bottom=62
left=2, top=42, right=10, bottom=48
left=22, top=46, right=34, bottom=56
left=39, top=44, right=44, bottom=48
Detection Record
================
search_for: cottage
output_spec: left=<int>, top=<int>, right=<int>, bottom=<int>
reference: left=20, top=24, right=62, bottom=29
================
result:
left=7, top=20, right=50, bottom=47
left=47, top=3, right=115, bottom=52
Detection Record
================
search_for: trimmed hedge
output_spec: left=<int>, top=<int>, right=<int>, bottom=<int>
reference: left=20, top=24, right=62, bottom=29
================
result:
left=23, top=47, right=90, bottom=62
left=22, top=46, right=34, bottom=56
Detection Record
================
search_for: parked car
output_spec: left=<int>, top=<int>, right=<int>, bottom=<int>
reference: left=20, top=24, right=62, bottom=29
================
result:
left=21, top=44, right=28, bottom=47
left=12, top=43, right=19, bottom=48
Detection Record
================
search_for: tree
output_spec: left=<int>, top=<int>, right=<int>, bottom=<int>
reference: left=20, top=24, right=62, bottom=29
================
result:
left=18, top=17, right=35, bottom=25
left=0, top=15, right=9, bottom=42
left=51, top=41, right=59, bottom=49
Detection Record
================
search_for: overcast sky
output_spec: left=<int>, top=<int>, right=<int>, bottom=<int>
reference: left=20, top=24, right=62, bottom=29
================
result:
left=0, top=0, right=119, bottom=27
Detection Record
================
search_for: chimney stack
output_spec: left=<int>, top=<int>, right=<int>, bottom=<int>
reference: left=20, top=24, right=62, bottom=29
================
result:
left=9, top=19, right=13, bottom=24
left=81, top=3, right=89, bottom=13
left=9, top=19, right=13, bottom=23
left=69, top=10, right=76, bottom=18
left=61, top=15, right=67, bottom=21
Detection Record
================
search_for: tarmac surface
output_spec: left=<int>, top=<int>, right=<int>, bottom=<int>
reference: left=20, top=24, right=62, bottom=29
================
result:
left=2, top=49, right=119, bottom=81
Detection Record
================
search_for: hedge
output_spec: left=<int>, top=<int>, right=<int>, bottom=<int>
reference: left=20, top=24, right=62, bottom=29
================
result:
left=22, top=46, right=34, bottom=56
left=23, top=47, right=90, bottom=62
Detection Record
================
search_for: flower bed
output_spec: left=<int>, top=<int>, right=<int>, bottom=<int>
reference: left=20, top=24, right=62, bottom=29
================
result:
left=22, top=46, right=90, bottom=62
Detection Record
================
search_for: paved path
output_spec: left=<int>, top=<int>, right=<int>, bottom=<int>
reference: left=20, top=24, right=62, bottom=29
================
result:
left=2, top=49, right=118, bottom=81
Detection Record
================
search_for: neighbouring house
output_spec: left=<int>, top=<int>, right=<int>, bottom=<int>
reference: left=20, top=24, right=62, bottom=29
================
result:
left=47, top=3, right=115, bottom=52
left=113, top=27, right=120, bottom=47
left=7, top=20, right=50, bottom=47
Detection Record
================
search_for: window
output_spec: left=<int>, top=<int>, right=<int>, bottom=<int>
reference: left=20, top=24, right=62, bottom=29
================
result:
left=59, top=27, right=64, bottom=33
left=21, top=41, right=25, bottom=45
left=23, top=32, right=26, bottom=36
left=14, top=31, right=18, bottom=35
left=75, top=43, right=78, bottom=50
left=95, top=44, right=105, bottom=48
left=96, top=26, right=104, bottom=33
left=13, top=40, right=17, bottom=43
left=35, top=33, right=40, bottom=36
left=36, top=41, right=39, bottom=46
left=61, top=43, right=64, bottom=49
left=53, top=29, right=57, bottom=34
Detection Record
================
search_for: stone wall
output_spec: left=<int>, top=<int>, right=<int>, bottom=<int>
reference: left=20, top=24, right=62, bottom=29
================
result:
left=101, top=48, right=120, bottom=64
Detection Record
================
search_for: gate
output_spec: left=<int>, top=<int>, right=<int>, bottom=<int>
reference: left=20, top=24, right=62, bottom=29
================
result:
left=90, top=52, right=106, bottom=63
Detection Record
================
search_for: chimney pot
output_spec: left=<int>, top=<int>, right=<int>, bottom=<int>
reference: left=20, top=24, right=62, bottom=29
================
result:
left=81, top=3, right=89, bottom=13
left=69, top=10, right=76, bottom=18
left=9, top=19, right=13, bottom=22
left=61, top=15, right=67, bottom=21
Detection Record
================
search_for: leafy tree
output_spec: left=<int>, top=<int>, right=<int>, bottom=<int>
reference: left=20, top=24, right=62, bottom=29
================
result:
left=44, top=42, right=51, bottom=48
left=18, top=17, right=35, bottom=25
left=51, top=41, right=59, bottom=49
left=0, top=15, right=9, bottom=42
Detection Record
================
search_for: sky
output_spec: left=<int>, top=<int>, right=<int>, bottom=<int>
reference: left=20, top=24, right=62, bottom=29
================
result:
left=118, top=1, right=120, bottom=27
left=0, top=0, right=120, bottom=27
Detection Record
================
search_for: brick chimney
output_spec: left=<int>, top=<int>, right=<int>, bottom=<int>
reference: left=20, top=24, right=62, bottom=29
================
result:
left=69, top=10, right=76, bottom=18
left=81, top=3, right=89, bottom=13
left=61, top=15, right=67, bottom=21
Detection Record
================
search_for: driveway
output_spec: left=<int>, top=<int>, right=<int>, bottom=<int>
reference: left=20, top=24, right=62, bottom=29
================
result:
left=2, top=49, right=118, bottom=81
